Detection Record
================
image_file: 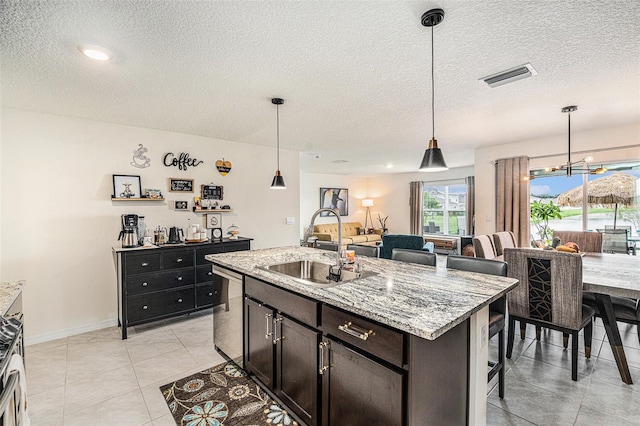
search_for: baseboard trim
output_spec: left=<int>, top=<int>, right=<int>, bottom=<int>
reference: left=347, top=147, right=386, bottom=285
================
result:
left=25, top=318, right=118, bottom=346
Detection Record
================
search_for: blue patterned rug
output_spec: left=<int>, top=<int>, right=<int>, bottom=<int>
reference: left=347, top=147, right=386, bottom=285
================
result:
left=160, top=360, right=299, bottom=425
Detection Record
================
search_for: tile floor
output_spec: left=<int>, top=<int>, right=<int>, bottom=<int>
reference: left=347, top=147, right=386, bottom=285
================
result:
left=25, top=309, right=640, bottom=425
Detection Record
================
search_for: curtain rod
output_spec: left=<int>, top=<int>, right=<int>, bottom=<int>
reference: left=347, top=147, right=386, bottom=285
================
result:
left=492, top=143, right=640, bottom=164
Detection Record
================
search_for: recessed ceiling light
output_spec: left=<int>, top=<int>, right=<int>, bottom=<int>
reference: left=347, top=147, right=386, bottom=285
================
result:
left=78, top=44, right=112, bottom=61
left=386, top=164, right=394, bottom=169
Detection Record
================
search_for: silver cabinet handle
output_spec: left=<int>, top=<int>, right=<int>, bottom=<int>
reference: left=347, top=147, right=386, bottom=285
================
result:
left=177, top=276, right=183, bottom=281
left=338, top=321, right=375, bottom=341
left=142, top=282, right=148, bottom=287
left=142, top=305, right=148, bottom=310
left=141, top=262, right=149, bottom=267
left=265, top=313, right=273, bottom=339
left=177, top=298, right=183, bottom=303
left=208, top=292, right=213, bottom=296
left=319, top=341, right=330, bottom=375
left=176, top=258, right=183, bottom=263
left=273, top=317, right=285, bottom=344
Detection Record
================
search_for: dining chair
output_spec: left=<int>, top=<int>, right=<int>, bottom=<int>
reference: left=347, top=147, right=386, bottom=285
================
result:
left=602, top=229, right=632, bottom=254
left=314, top=241, right=338, bottom=251
left=473, top=235, right=498, bottom=260
left=346, top=244, right=378, bottom=258
left=446, top=255, right=508, bottom=398
left=504, top=248, right=594, bottom=381
left=391, top=248, right=437, bottom=266
left=492, top=231, right=517, bottom=257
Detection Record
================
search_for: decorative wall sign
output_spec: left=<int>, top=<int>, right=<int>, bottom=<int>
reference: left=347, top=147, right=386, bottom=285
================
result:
left=112, top=174, right=142, bottom=198
left=131, top=144, right=150, bottom=168
left=216, top=158, right=232, bottom=176
left=163, top=152, right=204, bottom=170
left=168, top=178, right=194, bottom=192
left=145, top=188, right=162, bottom=198
left=174, top=201, right=189, bottom=211
left=206, top=213, right=222, bottom=229
left=201, top=185, right=223, bottom=200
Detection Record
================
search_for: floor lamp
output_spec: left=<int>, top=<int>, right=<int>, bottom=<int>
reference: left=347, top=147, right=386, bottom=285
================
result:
left=362, top=199, right=374, bottom=233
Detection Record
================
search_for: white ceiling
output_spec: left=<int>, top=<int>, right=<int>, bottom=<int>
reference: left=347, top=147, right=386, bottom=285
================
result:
left=1, top=1, right=639, bottom=175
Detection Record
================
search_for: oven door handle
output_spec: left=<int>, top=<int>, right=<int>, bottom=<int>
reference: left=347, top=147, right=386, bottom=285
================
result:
left=0, top=370, right=19, bottom=413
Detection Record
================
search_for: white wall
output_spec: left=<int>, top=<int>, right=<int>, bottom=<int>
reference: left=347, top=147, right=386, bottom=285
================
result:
left=299, top=173, right=369, bottom=234
left=474, top=123, right=640, bottom=236
left=1, top=108, right=300, bottom=343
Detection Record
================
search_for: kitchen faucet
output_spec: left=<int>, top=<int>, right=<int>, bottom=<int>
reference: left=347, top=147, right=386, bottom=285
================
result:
left=306, top=208, right=343, bottom=281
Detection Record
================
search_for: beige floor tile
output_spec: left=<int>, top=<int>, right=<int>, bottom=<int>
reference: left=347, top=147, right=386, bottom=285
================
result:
left=132, top=347, right=198, bottom=387
left=125, top=328, right=185, bottom=364
left=27, top=384, right=65, bottom=426
left=62, top=389, right=151, bottom=426
left=151, top=413, right=179, bottom=426
left=26, top=337, right=68, bottom=354
left=65, top=341, right=132, bottom=384
left=63, top=364, right=140, bottom=415
left=25, top=344, right=68, bottom=396
left=184, top=338, right=226, bottom=369
left=66, top=326, right=122, bottom=344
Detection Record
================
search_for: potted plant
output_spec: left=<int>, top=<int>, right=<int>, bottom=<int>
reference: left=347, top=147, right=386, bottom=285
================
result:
left=530, top=200, right=562, bottom=245
left=377, top=214, right=389, bottom=234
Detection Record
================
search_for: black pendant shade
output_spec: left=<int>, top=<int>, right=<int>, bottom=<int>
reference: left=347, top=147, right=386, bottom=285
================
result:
left=419, top=8, right=448, bottom=172
left=270, top=98, right=286, bottom=189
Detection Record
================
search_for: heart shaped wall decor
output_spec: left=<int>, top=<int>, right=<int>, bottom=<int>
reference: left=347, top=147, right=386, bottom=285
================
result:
left=216, top=159, right=232, bottom=176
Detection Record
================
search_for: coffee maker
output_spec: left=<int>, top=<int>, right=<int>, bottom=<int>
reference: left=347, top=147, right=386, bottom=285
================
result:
left=118, top=214, right=139, bottom=248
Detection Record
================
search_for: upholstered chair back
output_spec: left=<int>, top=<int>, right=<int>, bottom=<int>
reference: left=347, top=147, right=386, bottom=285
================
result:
left=504, top=248, right=584, bottom=330
left=492, top=231, right=517, bottom=256
left=391, top=248, right=437, bottom=266
left=346, top=244, right=378, bottom=258
left=551, top=230, right=602, bottom=253
left=379, top=234, right=429, bottom=259
left=473, top=235, right=497, bottom=259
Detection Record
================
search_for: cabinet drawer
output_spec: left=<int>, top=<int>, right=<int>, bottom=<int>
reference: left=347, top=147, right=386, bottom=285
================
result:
left=195, top=265, right=215, bottom=284
left=125, top=253, right=161, bottom=275
left=245, top=277, right=319, bottom=327
left=321, top=305, right=405, bottom=367
left=162, top=249, right=194, bottom=269
left=196, top=282, right=223, bottom=307
left=126, top=269, right=195, bottom=295
left=224, top=241, right=250, bottom=253
left=127, top=288, right=195, bottom=323
left=196, top=245, right=225, bottom=265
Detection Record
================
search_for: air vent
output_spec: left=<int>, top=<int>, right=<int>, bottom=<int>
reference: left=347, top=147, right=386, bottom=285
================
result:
left=331, top=159, right=348, bottom=164
left=480, top=63, right=537, bottom=88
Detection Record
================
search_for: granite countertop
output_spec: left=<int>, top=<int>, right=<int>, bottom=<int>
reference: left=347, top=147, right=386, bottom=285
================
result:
left=0, top=280, right=25, bottom=316
left=205, top=246, right=519, bottom=340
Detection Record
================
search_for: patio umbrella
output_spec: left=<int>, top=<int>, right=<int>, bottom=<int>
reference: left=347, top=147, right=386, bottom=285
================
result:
left=556, top=172, right=638, bottom=228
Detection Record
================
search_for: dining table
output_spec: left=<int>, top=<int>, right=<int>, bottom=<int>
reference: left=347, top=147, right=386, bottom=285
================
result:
left=582, top=252, right=640, bottom=384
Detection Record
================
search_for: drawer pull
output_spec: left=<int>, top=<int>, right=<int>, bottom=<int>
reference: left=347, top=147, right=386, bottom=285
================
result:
left=177, top=276, right=183, bottom=281
left=319, top=341, right=330, bottom=375
left=338, top=321, right=375, bottom=341
left=142, top=282, right=148, bottom=287
left=207, top=271, right=213, bottom=276
left=177, top=298, right=183, bottom=303
left=176, top=258, right=183, bottom=263
left=141, top=262, right=149, bottom=267
left=265, top=313, right=273, bottom=339
left=273, top=317, right=285, bottom=344
left=208, top=292, right=213, bottom=297
left=142, top=305, right=148, bottom=310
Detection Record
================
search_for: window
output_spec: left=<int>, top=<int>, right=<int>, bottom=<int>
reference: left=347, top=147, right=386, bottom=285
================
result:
left=423, top=182, right=466, bottom=235
left=529, top=161, right=640, bottom=241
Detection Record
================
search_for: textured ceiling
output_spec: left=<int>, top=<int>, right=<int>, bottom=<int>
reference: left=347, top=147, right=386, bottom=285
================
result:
left=1, top=1, right=639, bottom=175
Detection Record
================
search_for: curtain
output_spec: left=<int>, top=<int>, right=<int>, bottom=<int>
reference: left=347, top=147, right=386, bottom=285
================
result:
left=409, top=181, right=423, bottom=235
left=465, top=176, right=475, bottom=236
left=495, top=156, right=529, bottom=246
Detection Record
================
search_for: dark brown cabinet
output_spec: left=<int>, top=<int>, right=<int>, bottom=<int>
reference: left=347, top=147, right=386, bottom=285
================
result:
left=116, top=238, right=250, bottom=339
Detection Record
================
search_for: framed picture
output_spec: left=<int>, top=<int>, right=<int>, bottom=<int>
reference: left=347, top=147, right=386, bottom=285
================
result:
left=168, top=178, right=194, bottom=192
left=112, top=174, right=142, bottom=199
left=145, top=188, right=162, bottom=199
left=174, top=201, right=189, bottom=211
left=319, top=187, right=348, bottom=216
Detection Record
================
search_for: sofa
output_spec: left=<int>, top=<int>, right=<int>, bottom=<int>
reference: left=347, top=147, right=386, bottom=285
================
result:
left=312, top=221, right=381, bottom=249
left=378, top=234, right=434, bottom=259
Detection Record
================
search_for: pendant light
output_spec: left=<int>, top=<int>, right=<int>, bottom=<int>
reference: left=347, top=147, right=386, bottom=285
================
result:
left=419, top=8, right=448, bottom=172
left=270, top=98, right=286, bottom=189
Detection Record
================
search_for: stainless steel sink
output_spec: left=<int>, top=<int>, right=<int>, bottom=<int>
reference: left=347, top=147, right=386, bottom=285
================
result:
left=259, top=260, right=377, bottom=287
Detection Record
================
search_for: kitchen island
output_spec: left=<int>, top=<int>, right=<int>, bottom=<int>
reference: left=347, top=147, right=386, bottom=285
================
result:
left=206, top=246, right=518, bottom=426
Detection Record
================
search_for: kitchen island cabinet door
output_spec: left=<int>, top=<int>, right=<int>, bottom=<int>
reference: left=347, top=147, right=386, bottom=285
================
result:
left=321, top=336, right=404, bottom=426
left=244, top=297, right=274, bottom=388
left=275, top=314, right=321, bottom=426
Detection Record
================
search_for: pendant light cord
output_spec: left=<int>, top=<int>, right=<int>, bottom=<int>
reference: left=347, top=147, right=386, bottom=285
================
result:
left=431, top=24, right=435, bottom=140
left=276, top=104, right=280, bottom=170
left=567, top=111, right=571, bottom=164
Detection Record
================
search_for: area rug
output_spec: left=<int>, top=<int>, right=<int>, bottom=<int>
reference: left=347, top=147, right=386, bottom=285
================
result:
left=160, top=360, right=299, bottom=426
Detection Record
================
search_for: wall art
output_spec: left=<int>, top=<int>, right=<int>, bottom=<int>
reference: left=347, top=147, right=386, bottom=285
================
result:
left=130, top=144, right=150, bottom=168
left=319, top=187, right=348, bottom=216
left=216, top=158, right=232, bottom=176
left=168, top=178, right=194, bottom=192
left=112, top=174, right=142, bottom=199
left=163, top=152, right=203, bottom=170
left=174, top=201, right=189, bottom=211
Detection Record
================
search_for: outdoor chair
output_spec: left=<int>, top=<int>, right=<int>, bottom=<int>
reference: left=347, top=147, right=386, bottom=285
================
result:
left=492, top=231, right=517, bottom=256
left=602, top=229, right=632, bottom=254
left=446, top=255, right=508, bottom=398
left=473, top=235, right=498, bottom=260
left=391, top=248, right=437, bottom=266
left=504, top=248, right=594, bottom=381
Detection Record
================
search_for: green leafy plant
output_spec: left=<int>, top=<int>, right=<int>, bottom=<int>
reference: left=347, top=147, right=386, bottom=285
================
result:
left=530, top=200, right=562, bottom=244
left=377, top=213, right=388, bottom=229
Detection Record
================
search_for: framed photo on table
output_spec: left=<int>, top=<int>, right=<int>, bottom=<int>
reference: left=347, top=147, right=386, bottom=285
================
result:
left=319, top=187, right=348, bottom=216
left=112, top=174, right=142, bottom=199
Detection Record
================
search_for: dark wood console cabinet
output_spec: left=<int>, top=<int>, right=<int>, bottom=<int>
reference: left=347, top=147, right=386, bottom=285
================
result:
left=116, top=238, right=251, bottom=339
